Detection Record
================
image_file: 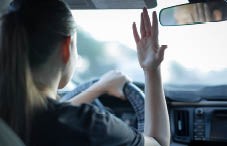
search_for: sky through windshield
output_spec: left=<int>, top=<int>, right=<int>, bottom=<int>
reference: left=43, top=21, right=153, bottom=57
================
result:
left=71, top=0, right=227, bottom=86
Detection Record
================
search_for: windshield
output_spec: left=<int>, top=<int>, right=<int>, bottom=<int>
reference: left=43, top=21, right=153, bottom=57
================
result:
left=69, top=0, right=227, bottom=90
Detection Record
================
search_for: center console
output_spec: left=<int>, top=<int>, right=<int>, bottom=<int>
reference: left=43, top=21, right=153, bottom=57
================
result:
left=170, top=103, right=227, bottom=144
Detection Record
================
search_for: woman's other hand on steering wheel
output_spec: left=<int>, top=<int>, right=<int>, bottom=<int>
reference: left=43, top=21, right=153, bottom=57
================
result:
left=96, top=70, right=131, bottom=100
left=132, top=8, right=167, bottom=71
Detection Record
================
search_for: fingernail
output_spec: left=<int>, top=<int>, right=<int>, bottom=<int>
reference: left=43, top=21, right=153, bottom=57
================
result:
left=154, top=11, right=157, bottom=15
left=162, top=45, right=168, bottom=49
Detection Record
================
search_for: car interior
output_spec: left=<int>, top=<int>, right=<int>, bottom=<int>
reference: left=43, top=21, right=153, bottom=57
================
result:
left=0, top=119, right=25, bottom=146
left=1, top=0, right=227, bottom=146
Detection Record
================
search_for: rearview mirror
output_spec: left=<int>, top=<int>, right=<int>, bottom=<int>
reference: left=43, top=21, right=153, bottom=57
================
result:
left=159, top=1, right=227, bottom=26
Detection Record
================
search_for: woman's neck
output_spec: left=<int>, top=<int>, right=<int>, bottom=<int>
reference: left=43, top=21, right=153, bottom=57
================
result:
left=32, top=72, right=61, bottom=100
left=34, top=82, right=58, bottom=100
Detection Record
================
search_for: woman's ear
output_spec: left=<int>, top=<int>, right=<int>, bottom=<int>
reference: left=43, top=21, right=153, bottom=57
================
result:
left=60, top=36, right=71, bottom=64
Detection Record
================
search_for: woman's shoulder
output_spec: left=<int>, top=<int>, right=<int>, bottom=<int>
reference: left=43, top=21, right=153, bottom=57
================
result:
left=30, top=99, right=96, bottom=145
left=43, top=98, right=101, bottom=130
left=47, top=98, right=104, bottom=122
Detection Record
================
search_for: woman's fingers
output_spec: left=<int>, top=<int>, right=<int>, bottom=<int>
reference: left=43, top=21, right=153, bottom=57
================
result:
left=143, top=8, right=152, bottom=36
left=133, top=8, right=160, bottom=47
left=151, top=11, right=159, bottom=39
left=157, top=45, right=167, bottom=61
left=133, top=22, right=140, bottom=43
left=151, top=11, right=160, bottom=51
left=140, top=12, right=146, bottom=38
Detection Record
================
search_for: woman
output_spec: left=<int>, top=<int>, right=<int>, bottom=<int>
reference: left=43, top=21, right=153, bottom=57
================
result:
left=0, top=0, right=170, bottom=146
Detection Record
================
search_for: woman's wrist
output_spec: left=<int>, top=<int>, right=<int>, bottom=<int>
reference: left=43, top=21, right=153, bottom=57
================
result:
left=143, top=66, right=161, bottom=76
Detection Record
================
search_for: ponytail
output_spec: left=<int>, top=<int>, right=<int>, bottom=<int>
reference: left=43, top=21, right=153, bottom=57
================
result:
left=0, top=11, right=45, bottom=142
left=0, top=0, right=76, bottom=143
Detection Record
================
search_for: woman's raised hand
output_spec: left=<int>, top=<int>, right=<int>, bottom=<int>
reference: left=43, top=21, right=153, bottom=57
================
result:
left=132, top=8, right=167, bottom=71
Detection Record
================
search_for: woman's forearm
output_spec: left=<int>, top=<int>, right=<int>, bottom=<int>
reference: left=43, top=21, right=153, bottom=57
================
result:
left=69, top=70, right=129, bottom=105
left=69, top=83, right=105, bottom=105
left=144, top=68, right=170, bottom=146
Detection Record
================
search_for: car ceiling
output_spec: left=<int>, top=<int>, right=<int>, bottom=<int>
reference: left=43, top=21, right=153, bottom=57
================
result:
left=1, top=0, right=219, bottom=12
left=0, top=0, right=157, bottom=12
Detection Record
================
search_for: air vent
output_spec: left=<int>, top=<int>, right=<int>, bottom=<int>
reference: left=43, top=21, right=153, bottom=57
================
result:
left=174, top=110, right=189, bottom=137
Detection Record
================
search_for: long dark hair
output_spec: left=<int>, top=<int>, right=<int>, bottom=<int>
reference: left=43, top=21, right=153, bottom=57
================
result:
left=0, top=0, right=76, bottom=142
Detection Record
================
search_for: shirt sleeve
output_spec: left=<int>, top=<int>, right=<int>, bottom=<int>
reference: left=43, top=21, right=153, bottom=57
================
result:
left=57, top=104, right=144, bottom=146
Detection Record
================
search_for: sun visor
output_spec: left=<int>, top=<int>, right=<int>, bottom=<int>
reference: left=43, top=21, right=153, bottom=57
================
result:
left=65, top=0, right=157, bottom=9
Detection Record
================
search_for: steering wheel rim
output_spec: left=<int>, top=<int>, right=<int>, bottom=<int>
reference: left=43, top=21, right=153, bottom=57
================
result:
left=123, top=82, right=145, bottom=132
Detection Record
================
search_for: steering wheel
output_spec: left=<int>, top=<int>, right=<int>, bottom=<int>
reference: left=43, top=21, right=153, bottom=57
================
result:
left=59, top=79, right=145, bottom=132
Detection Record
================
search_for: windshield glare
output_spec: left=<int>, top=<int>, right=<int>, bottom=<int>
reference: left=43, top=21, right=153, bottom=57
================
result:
left=69, top=2, right=227, bottom=89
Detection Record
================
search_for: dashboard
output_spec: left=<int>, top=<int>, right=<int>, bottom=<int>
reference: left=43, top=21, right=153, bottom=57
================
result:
left=99, top=95, right=138, bottom=128
left=99, top=84, right=227, bottom=146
